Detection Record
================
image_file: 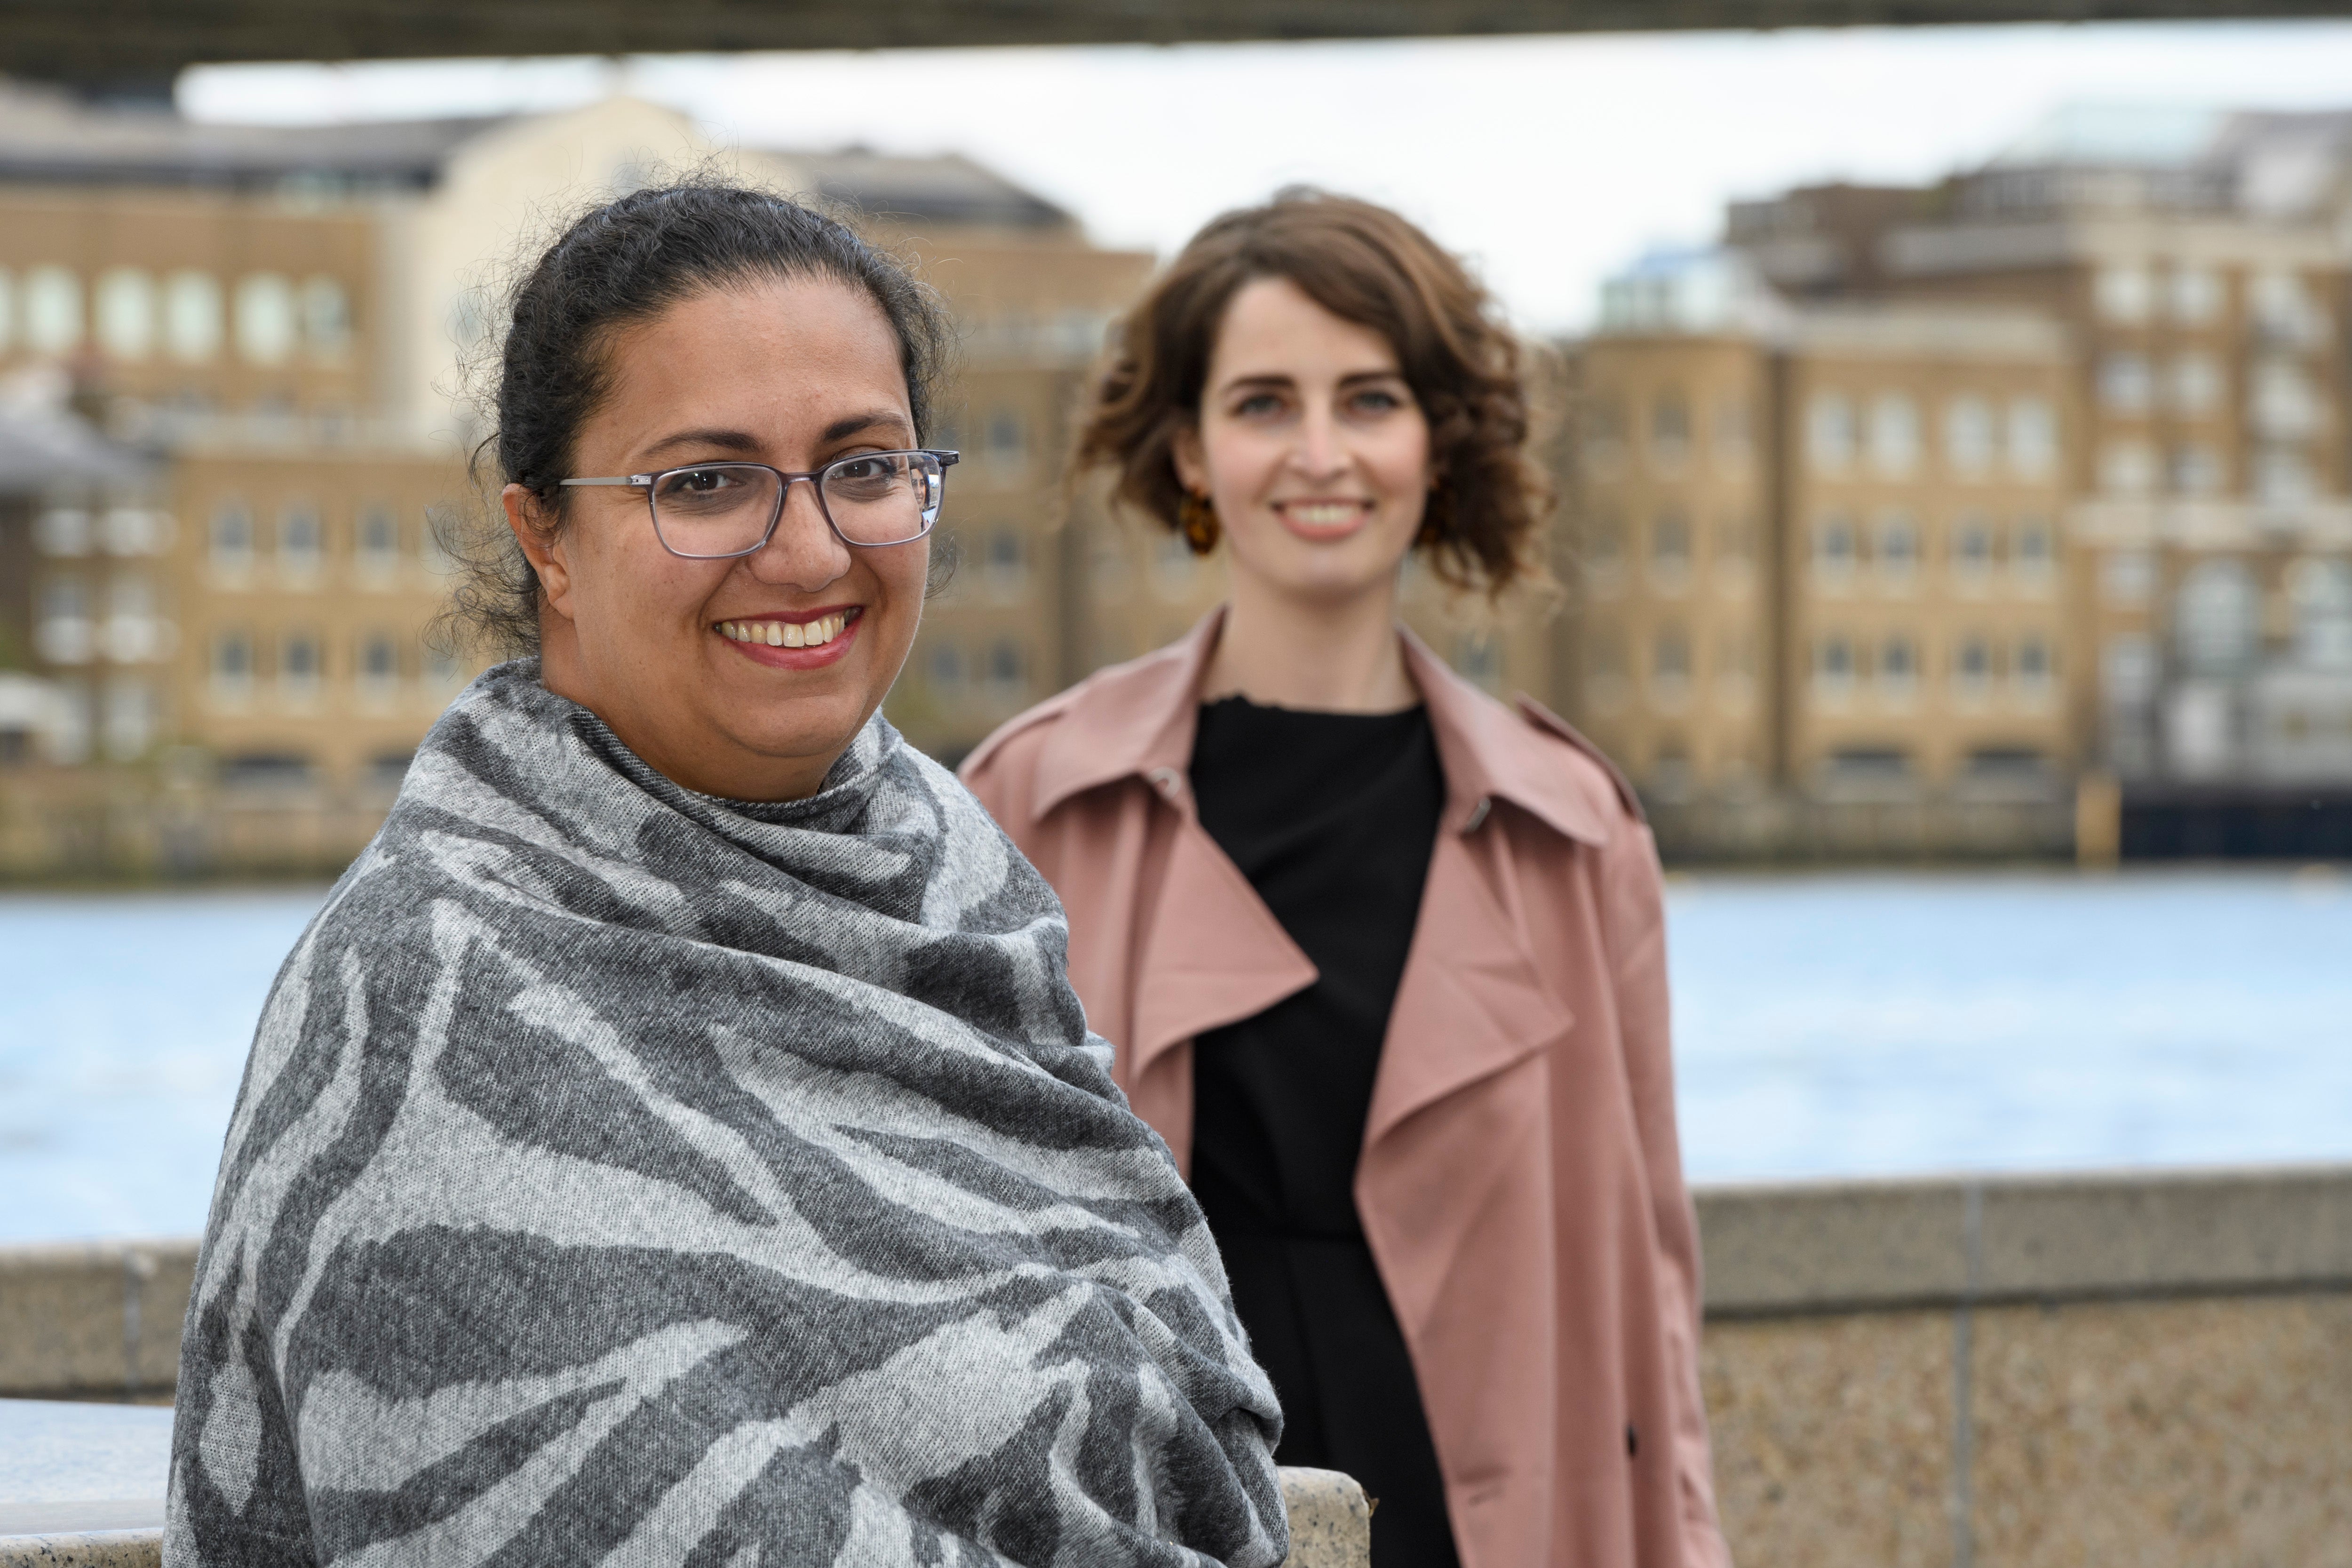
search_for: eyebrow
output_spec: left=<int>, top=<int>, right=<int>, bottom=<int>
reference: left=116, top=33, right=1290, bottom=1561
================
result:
left=1218, top=369, right=1409, bottom=393
left=637, top=410, right=913, bottom=463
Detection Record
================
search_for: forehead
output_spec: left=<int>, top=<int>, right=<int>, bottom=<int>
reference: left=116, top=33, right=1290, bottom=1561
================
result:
left=1209, top=275, right=1401, bottom=379
left=601, top=275, right=910, bottom=421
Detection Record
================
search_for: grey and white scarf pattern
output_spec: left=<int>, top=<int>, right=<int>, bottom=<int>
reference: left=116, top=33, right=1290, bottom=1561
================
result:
left=167, top=661, right=1287, bottom=1568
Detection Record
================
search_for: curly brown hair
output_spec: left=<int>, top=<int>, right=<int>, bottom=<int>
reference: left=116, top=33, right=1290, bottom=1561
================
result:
left=1073, top=188, right=1549, bottom=597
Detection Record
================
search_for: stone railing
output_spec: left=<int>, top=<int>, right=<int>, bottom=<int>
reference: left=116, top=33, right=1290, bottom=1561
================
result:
left=5, top=1165, right=2348, bottom=1566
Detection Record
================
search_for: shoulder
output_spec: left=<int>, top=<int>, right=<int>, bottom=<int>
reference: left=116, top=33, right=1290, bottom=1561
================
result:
left=959, top=639, right=1198, bottom=822
left=1507, top=694, right=1646, bottom=826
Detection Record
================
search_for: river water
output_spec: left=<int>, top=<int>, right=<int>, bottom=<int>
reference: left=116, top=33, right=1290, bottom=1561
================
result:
left=2, top=868, right=2346, bottom=1243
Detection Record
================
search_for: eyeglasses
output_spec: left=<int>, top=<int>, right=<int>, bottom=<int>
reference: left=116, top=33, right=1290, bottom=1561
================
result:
left=558, top=450, right=958, bottom=558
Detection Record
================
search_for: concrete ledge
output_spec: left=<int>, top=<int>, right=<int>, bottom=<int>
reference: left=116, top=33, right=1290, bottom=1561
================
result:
left=1276, top=1467, right=1372, bottom=1568
left=0, top=1244, right=192, bottom=1401
left=0, top=1531, right=159, bottom=1568
left=1698, top=1163, right=2352, bottom=1316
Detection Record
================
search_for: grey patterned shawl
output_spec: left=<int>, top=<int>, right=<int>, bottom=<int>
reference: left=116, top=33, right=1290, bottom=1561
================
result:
left=167, top=661, right=1287, bottom=1568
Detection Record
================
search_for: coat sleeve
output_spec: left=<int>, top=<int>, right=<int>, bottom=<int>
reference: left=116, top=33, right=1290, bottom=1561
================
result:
left=1597, top=816, right=1733, bottom=1568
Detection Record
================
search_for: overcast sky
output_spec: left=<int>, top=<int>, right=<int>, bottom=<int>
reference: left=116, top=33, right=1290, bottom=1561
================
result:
left=180, top=20, right=2352, bottom=333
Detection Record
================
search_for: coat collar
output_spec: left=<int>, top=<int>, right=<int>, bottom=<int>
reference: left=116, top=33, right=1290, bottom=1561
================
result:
left=1030, top=606, right=1617, bottom=847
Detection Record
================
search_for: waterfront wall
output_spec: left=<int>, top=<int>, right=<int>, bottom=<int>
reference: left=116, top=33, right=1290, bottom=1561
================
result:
left=5, top=1167, right=2347, bottom=1565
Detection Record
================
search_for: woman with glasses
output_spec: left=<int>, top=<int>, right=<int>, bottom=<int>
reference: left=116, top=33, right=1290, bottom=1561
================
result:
left=963, top=192, right=1729, bottom=1568
left=167, top=183, right=1287, bottom=1568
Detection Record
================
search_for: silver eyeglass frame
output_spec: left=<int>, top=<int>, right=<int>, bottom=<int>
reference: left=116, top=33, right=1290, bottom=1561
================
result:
left=557, top=449, right=960, bottom=557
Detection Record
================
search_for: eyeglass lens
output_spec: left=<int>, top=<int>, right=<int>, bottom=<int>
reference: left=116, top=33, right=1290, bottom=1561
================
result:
left=648, top=455, right=945, bottom=557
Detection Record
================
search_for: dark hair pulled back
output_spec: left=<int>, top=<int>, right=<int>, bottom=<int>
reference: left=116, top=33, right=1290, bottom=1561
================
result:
left=443, top=178, right=954, bottom=656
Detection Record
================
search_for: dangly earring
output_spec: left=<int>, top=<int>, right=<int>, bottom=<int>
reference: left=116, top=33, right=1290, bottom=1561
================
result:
left=1178, top=491, right=1221, bottom=556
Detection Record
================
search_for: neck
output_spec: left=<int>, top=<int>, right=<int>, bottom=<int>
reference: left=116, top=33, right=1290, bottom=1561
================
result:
left=537, top=621, right=840, bottom=802
left=1202, top=569, right=1417, bottom=713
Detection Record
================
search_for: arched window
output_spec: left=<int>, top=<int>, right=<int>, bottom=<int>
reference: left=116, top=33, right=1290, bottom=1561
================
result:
left=95, top=268, right=156, bottom=361
left=2288, top=557, right=2352, bottom=670
left=166, top=271, right=223, bottom=363
left=2175, top=559, right=2261, bottom=677
left=24, top=266, right=83, bottom=355
left=1807, top=393, right=1855, bottom=474
left=235, top=273, right=298, bottom=365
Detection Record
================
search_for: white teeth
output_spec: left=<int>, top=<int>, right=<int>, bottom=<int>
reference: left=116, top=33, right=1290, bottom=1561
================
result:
left=1289, top=503, right=1360, bottom=525
left=718, top=614, right=851, bottom=649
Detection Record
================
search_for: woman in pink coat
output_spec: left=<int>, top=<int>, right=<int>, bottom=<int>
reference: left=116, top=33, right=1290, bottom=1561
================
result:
left=960, top=191, right=1729, bottom=1568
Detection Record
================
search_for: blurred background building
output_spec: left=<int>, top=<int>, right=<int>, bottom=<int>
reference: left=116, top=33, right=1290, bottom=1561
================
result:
left=8, top=83, right=2352, bottom=872
left=1565, top=105, right=2352, bottom=859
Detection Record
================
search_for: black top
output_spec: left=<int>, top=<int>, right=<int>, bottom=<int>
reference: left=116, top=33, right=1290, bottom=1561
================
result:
left=1188, top=695, right=1458, bottom=1568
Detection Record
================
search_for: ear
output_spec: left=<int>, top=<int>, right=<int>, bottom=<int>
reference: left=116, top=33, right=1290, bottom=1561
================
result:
left=502, top=484, right=575, bottom=621
left=1169, top=421, right=1209, bottom=499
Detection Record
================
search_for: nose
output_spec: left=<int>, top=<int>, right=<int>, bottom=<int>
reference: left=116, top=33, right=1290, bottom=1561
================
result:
left=744, top=475, right=852, bottom=590
left=1290, top=398, right=1350, bottom=479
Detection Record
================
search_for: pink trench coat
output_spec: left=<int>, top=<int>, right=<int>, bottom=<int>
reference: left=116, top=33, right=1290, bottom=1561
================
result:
left=959, top=612, right=1731, bottom=1568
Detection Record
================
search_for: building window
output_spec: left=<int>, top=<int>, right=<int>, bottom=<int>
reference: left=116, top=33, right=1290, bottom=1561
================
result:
left=983, top=526, right=1027, bottom=602
left=1712, top=395, right=1751, bottom=463
left=1815, top=634, right=1856, bottom=688
left=24, top=266, right=83, bottom=355
left=2288, top=558, right=2352, bottom=670
left=2169, top=352, right=2222, bottom=416
left=211, top=629, right=254, bottom=693
left=2167, top=445, right=2224, bottom=496
left=302, top=276, right=353, bottom=359
left=1806, top=392, right=1855, bottom=473
left=102, top=677, right=154, bottom=761
left=2099, top=441, right=2158, bottom=496
left=1945, top=395, right=1995, bottom=478
left=2013, top=516, right=2056, bottom=580
left=1955, top=635, right=1994, bottom=692
left=2168, top=265, right=2222, bottom=326
left=209, top=502, right=255, bottom=570
left=280, top=631, right=323, bottom=697
left=2096, top=264, right=2153, bottom=325
left=1650, top=508, right=1692, bottom=581
left=166, top=271, right=224, bottom=363
left=2015, top=635, right=2055, bottom=692
left=985, top=407, right=1029, bottom=474
left=426, top=646, right=464, bottom=690
left=985, top=637, right=1027, bottom=703
left=2251, top=269, right=2323, bottom=343
left=35, top=507, right=91, bottom=557
left=279, top=506, right=324, bottom=577
left=2250, top=359, right=2320, bottom=439
left=235, top=273, right=299, bottom=365
left=95, top=268, right=156, bottom=361
left=358, top=630, right=400, bottom=694
left=2093, top=555, right=2152, bottom=613
left=1814, top=514, right=1859, bottom=578
left=1953, top=514, right=1996, bottom=577
left=2176, top=559, right=2261, bottom=677
left=2008, top=398, right=2058, bottom=479
left=2103, top=634, right=2158, bottom=704
left=2253, top=447, right=2316, bottom=506
left=1587, top=628, right=1626, bottom=682
left=1869, top=393, right=1920, bottom=478
left=1877, top=513, right=1919, bottom=581
left=1880, top=635, right=1917, bottom=691
left=1650, top=391, right=1691, bottom=467
left=358, top=504, right=399, bottom=573
left=2098, top=353, right=2152, bottom=414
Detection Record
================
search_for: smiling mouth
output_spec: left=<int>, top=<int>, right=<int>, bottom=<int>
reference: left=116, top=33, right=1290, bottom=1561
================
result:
left=1279, top=501, right=1371, bottom=527
left=715, top=610, right=857, bottom=649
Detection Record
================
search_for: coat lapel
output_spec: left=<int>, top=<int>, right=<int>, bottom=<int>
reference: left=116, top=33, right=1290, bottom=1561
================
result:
left=1129, top=820, right=1318, bottom=1087
left=1366, top=825, right=1572, bottom=1149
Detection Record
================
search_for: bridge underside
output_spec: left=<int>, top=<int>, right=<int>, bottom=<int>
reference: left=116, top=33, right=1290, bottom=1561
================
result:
left=14, top=0, right=2352, bottom=90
